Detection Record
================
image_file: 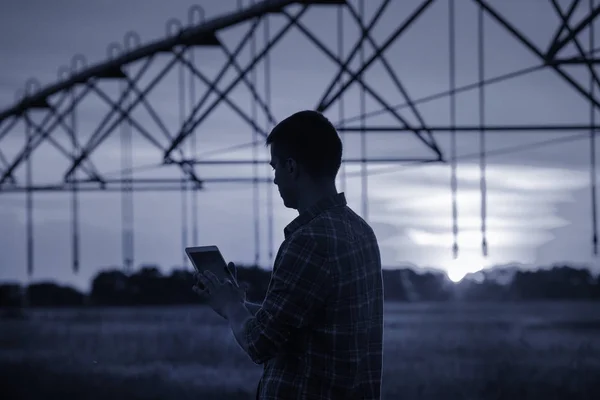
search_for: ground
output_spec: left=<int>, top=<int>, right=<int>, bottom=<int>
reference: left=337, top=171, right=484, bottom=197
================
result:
left=1, top=302, right=600, bottom=400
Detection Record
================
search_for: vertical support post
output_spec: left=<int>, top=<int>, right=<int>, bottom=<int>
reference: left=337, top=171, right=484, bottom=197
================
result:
left=179, top=46, right=189, bottom=268
left=265, top=13, right=274, bottom=265
left=120, top=80, right=134, bottom=273
left=449, top=0, right=459, bottom=259
left=71, top=86, right=81, bottom=273
left=590, top=0, right=598, bottom=256
left=359, top=0, right=368, bottom=220
left=189, top=43, right=199, bottom=248
left=68, top=56, right=86, bottom=275
left=251, top=0, right=261, bottom=267
left=337, top=5, right=346, bottom=194
left=478, top=2, right=488, bottom=257
left=25, top=115, right=34, bottom=279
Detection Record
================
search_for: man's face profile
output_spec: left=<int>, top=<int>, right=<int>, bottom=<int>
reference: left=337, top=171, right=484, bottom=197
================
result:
left=270, top=144, right=298, bottom=210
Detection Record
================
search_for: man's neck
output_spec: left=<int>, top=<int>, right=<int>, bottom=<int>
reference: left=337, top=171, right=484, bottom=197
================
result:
left=296, top=184, right=338, bottom=214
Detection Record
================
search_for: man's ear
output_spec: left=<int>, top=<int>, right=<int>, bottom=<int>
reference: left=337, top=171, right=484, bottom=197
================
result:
left=286, top=158, right=297, bottom=175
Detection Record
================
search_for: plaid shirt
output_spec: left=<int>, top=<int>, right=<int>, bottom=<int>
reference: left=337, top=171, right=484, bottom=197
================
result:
left=244, top=193, right=384, bottom=400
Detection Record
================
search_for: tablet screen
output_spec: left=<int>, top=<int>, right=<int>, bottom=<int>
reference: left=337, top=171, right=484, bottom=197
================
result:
left=187, top=247, right=227, bottom=280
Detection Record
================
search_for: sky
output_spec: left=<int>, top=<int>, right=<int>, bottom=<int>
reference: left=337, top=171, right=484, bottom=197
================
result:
left=1, top=0, right=600, bottom=290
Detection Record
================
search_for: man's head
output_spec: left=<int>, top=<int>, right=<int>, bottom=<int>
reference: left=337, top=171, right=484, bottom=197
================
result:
left=266, top=110, right=343, bottom=210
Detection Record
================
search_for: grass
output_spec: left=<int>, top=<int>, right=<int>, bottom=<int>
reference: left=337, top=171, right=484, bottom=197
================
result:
left=1, top=302, right=600, bottom=399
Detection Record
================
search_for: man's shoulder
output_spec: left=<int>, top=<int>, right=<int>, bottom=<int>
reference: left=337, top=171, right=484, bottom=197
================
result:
left=292, top=206, right=378, bottom=250
left=296, top=207, right=347, bottom=237
left=308, top=204, right=364, bottom=227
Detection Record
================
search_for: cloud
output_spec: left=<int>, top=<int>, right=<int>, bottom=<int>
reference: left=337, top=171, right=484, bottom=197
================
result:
left=347, top=162, right=592, bottom=271
left=405, top=228, right=555, bottom=249
left=371, top=215, right=570, bottom=230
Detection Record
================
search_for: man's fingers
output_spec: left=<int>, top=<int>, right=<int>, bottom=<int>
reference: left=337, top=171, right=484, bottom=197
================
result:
left=192, top=285, right=209, bottom=298
left=197, top=273, right=214, bottom=291
left=225, top=262, right=241, bottom=288
left=225, top=262, right=237, bottom=281
left=192, top=272, right=207, bottom=295
left=203, top=270, right=221, bottom=286
left=193, top=271, right=203, bottom=283
left=224, top=264, right=233, bottom=279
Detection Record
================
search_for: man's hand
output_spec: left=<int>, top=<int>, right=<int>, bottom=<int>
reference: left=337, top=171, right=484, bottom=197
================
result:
left=193, top=269, right=246, bottom=319
left=192, top=265, right=254, bottom=356
left=225, top=262, right=238, bottom=286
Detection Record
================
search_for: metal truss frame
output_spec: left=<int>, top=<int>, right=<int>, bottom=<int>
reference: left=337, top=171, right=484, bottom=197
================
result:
left=1, top=0, right=599, bottom=274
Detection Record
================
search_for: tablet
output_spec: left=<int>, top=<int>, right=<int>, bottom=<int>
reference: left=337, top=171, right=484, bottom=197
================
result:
left=185, top=245, right=228, bottom=281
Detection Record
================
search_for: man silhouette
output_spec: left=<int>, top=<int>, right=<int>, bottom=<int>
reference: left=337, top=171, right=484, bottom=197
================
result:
left=194, top=110, right=384, bottom=400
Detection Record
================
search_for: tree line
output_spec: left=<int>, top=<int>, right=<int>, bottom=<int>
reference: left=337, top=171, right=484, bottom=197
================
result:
left=1, top=264, right=599, bottom=308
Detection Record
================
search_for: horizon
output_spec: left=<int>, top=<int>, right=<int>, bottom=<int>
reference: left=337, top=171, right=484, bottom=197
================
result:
left=2, top=260, right=598, bottom=294
left=2, top=0, right=600, bottom=290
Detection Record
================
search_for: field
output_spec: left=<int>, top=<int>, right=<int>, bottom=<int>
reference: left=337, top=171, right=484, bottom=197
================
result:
left=1, top=302, right=600, bottom=400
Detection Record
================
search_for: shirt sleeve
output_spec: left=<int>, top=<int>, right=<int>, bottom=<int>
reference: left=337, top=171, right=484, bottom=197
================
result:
left=244, top=232, right=331, bottom=365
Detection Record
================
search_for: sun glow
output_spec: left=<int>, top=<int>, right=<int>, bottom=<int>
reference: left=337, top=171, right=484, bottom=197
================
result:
left=444, top=253, right=491, bottom=283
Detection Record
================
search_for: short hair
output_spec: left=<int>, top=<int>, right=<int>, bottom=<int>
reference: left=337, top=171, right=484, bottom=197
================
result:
left=266, top=110, right=342, bottom=180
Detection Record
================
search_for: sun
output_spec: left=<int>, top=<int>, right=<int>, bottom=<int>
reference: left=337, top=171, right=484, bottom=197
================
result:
left=444, top=253, right=490, bottom=283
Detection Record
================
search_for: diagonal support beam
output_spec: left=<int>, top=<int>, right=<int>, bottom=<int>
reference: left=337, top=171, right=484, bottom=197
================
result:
left=23, top=113, right=88, bottom=172
left=546, top=0, right=580, bottom=58
left=284, top=9, right=442, bottom=157
left=172, top=52, right=268, bottom=146
left=0, top=116, right=19, bottom=143
left=63, top=56, right=203, bottom=186
left=15, top=112, right=101, bottom=182
left=0, top=87, right=97, bottom=185
left=45, top=102, right=104, bottom=180
left=317, top=0, right=435, bottom=112
left=0, top=117, right=19, bottom=184
left=551, top=56, right=600, bottom=64
left=80, top=57, right=157, bottom=151
left=0, top=0, right=328, bottom=123
left=550, top=0, right=600, bottom=94
left=63, top=55, right=177, bottom=180
left=344, top=0, right=441, bottom=154
left=163, top=6, right=310, bottom=161
left=0, top=147, right=12, bottom=185
left=170, top=16, right=264, bottom=158
left=0, top=149, right=8, bottom=168
left=218, top=40, right=278, bottom=128
left=337, top=44, right=600, bottom=128
left=120, top=73, right=175, bottom=144
left=315, top=0, right=392, bottom=110
left=546, top=2, right=600, bottom=60
left=88, top=84, right=167, bottom=151
left=475, top=0, right=600, bottom=111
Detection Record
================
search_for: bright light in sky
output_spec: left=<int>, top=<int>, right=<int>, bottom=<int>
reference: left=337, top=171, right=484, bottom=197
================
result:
left=406, top=228, right=556, bottom=249
left=443, top=253, right=492, bottom=283
left=360, top=161, right=588, bottom=272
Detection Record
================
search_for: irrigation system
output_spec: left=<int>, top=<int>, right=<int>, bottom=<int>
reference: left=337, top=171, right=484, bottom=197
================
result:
left=1, top=0, right=599, bottom=276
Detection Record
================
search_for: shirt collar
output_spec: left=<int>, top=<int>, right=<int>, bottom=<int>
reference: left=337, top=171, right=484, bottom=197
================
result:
left=283, top=192, right=347, bottom=239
